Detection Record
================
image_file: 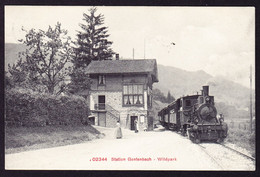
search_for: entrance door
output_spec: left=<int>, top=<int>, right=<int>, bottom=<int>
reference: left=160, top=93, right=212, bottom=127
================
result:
left=130, top=116, right=137, bottom=130
left=99, top=112, right=106, bottom=127
left=98, top=95, right=105, bottom=110
left=177, top=111, right=181, bottom=131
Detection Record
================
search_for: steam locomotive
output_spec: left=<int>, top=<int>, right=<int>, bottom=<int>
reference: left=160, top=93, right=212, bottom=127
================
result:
left=158, top=86, right=228, bottom=143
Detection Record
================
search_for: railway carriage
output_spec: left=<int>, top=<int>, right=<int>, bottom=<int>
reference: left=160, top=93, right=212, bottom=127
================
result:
left=158, top=86, right=228, bottom=143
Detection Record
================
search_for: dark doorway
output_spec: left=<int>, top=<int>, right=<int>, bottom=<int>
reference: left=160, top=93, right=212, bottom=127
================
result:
left=148, top=116, right=153, bottom=131
left=177, top=112, right=181, bottom=131
left=89, top=117, right=95, bottom=125
left=130, top=116, right=137, bottom=130
left=98, top=95, right=105, bottom=110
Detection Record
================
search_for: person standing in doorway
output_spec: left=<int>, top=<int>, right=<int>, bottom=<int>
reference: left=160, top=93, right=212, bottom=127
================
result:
left=134, top=118, right=138, bottom=133
left=115, top=120, right=122, bottom=139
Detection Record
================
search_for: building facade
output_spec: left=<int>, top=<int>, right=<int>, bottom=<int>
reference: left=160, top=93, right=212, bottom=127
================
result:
left=86, top=59, right=158, bottom=131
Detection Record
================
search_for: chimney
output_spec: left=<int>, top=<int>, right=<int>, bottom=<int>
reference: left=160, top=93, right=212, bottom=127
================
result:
left=202, top=86, right=209, bottom=96
left=116, top=54, right=119, bottom=60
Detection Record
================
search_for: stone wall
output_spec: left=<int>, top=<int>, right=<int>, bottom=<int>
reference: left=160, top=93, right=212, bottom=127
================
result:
left=106, top=111, right=118, bottom=128
left=90, top=90, right=152, bottom=130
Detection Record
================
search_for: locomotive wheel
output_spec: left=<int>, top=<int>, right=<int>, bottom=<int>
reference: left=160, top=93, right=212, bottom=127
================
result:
left=188, top=133, right=195, bottom=143
left=189, top=136, right=195, bottom=143
left=194, top=132, right=201, bottom=144
left=194, top=138, right=201, bottom=144
left=181, top=129, right=186, bottom=136
left=187, top=128, right=191, bottom=139
left=216, top=138, right=224, bottom=143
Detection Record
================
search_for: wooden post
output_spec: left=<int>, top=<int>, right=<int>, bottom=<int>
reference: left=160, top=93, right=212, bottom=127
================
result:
left=144, top=39, right=146, bottom=59
left=168, top=110, right=171, bottom=130
left=133, top=48, right=135, bottom=60
left=250, top=65, right=253, bottom=133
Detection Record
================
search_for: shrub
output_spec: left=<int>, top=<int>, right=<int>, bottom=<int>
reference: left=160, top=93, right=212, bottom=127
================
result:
left=5, top=88, right=89, bottom=126
left=226, top=125, right=255, bottom=157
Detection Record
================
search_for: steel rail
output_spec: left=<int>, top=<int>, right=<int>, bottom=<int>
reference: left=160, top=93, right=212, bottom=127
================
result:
left=197, top=144, right=225, bottom=170
left=217, top=143, right=255, bottom=161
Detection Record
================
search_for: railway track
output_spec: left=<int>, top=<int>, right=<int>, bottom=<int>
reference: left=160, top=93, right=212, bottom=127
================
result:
left=176, top=130, right=255, bottom=162
left=197, top=144, right=225, bottom=170
left=197, top=142, right=255, bottom=170
left=168, top=130, right=255, bottom=170
left=216, top=143, right=255, bottom=161
left=176, top=130, right=255, bottom=160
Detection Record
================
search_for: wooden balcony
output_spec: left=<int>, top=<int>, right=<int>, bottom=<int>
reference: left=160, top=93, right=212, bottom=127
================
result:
left=94, top=103, right=106, bottom=110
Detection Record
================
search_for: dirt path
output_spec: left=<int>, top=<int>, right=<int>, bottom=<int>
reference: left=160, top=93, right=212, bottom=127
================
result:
left=5, top=126, right=253, bottom=170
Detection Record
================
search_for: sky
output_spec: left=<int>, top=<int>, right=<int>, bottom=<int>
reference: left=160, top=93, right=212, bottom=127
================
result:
left=5, top=6, right=255, bottom=88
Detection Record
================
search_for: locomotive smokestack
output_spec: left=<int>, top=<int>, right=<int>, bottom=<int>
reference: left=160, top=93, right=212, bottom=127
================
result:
left=203, top=86, right=209, bottom=96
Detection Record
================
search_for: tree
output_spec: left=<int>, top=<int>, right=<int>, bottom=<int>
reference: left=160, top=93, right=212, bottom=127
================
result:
left=73, top=7, right=114, bottom=68
left=67, top=67, right=92, bottom=95
left=10, top=22, right=73, bottom=94
left=69, top=7, right=114, bottom=94
left=7, top=59, right=27, bottom=87
left=166, top=91, right=175, bottom=103
left=5, top=71, right=14, bottom=89
left=153, top=88, right=167, bottom=103
left=153, top=89, right=175, bottom=103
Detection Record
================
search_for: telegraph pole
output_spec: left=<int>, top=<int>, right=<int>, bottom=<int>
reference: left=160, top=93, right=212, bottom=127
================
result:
left=250, top=65, right=253, bottom=133
left=144, top=39, right=146, bottom=59
left=133, top=48, right=135, bottom=60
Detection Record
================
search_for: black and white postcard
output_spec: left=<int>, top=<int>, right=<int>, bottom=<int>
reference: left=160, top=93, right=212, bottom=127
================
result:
left=4, top=6, right=255, bottom=171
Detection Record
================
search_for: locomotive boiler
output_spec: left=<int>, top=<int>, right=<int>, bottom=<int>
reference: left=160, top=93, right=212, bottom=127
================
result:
left=158, top=86, right=228, bottom=143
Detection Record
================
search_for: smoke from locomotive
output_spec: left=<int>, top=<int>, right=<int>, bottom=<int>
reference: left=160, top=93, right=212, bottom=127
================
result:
left=158, top=86, right=228, bottom=143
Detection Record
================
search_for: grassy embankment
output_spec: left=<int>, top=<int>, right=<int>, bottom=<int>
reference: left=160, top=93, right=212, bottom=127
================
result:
left=225, top=120, right=255, bottom=157
left=5, top=125, right=103, bottom=154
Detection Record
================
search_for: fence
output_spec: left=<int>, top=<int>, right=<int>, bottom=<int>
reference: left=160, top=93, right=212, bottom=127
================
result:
left=228, top=121, right=255, bottom=131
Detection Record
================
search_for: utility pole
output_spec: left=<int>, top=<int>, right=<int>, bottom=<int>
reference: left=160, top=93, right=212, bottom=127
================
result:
left=133, top=48, right=135, bottom=60
left=250, top=65, right=253, bottom=133
left=144, top=39, right=146, bottom=59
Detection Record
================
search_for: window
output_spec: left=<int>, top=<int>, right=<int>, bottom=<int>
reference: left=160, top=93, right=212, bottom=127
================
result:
left=185, top=100, right=191, bottom=107
left=98, top=75, right=105, bottom=85
left=98, top=95, right=105, bottom=110
left=123, top=84, right=143, bottom=106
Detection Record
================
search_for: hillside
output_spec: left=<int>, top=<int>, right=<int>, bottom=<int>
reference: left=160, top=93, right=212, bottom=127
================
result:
left=5, top=43, right=27, bottom=70
left=154, top=64, right=254, bottom=115
left=205, top=76, right=254, bottom=110
left=154, top=64, right=212, bottom=97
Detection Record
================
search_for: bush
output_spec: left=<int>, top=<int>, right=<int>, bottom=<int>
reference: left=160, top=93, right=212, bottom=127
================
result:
left=226, top=126, right=255, bottom=157
left=5, top=88, right=89, bottom=126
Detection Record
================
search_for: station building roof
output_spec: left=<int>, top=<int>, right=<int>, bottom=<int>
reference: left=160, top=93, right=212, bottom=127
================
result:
left=86, top=59, right=158, bottom=82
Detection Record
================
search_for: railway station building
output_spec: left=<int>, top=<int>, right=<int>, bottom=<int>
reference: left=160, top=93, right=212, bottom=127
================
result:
left=86, top=58, right=159, bottom=131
